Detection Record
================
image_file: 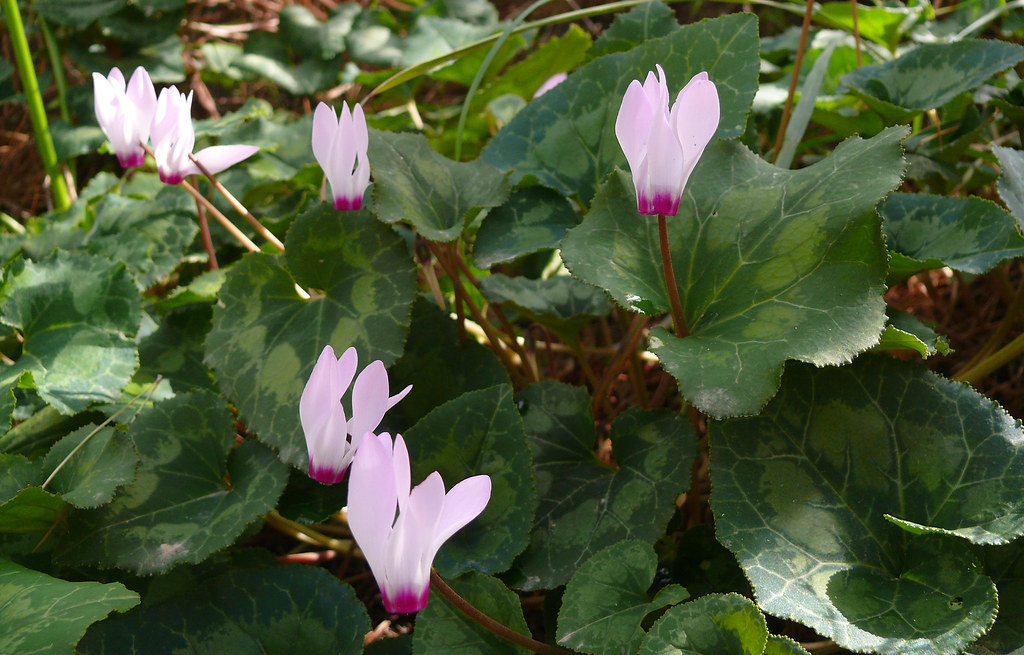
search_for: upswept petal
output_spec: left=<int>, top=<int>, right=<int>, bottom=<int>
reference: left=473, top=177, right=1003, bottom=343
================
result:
left=125, top=67, right=156, bottom=143
left=336, top=346, right=359, bottom=394
left=349, top=432, right=399, bottom=592
left=299, top=345, right=343, bottom=438
left=428, top=474, right=491, bottom=560
left=671, top=71, right=720, bottom=186
left=349, top=360, right=390, bottom=443
left=615, top=80, right=655, bottom=175
left=188, top=144, right=260, bottom=176
left=311, top=102, right=337, bottom=170
left=392, top=434, right=412, bottom=511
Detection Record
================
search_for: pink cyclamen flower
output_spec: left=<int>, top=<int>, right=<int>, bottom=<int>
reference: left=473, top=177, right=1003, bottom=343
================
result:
left=312, top=101, right=370, bottom=210
left=614, top=65, right=719, bottom=216
left=150, top=87, right=259, bottom=185
left=533, top=72, right=567, bottom=99
left=299, top=345, right=412, bottom=484
left=92, top=66, right=156, bottom=168
left=348, top=432, right=491, bottom=613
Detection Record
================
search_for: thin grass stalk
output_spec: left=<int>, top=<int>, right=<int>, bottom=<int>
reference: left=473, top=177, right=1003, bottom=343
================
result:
left=2, top=0, right=71, bottom=210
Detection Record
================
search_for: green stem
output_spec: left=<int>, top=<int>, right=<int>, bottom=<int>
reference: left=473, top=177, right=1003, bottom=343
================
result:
left=2, top=0, right=71, bottom=210
left=38, top=17, right=69, bottom=122
left=658, top=214, right=689, bottom=338
left=772, top=0, right=815, bottom=163
left=954, top=331, right=1024, bottom=386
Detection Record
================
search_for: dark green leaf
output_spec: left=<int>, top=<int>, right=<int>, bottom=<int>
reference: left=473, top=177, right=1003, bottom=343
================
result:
left=0, top=558, right=138, bottom=655
left=481, top=13, right=759, bottom=204
left=369, top=130, right=509, bottom=243
left=473, top=187, right=579, bottom=269
left=86, top=195, right=199, bottom=289
left=564, top=128, right=905, bottom=418
left=275, top=468, right=348, bottom=525
left=479, top=274, right=609, bottom=343
left=33, top=0, right=126, bottom=27
left=994, top=145, right=1024, bottom=230
left=764, top=635, right=811, bottom=655
left=0, top=252, right=142, bottom=414
left=506, top=381, right=694, bottom=590
left=387, top=297, right=507, bottom=431
left=967, top=541, right=1024, bottom=655
left=711, top=356, right=1018, bottom=654
left=413, top=572, right=531, bottom=655
left=638, top=594, right=767, bottom=655
left=841, top=40, right=1024, bottom=119
left=587, top=0, right=678, bottom=60
left=205, top=204, right=416, bottom=468
left=0, top=486, right=66, bottom=533
left=58, top=391, right=289, bottom=574
left=557, top=540, right=688, bottom=655
left=670, top=524, right=752, bottom=599
left=77, top=565, right=368, bottom=654
left=405, top=385, right=534, bottom=577
left=279, top=4, right=357, bottom=60
left=138, top=306, right=218, bottom=394
left=880, top=192, right=1024, bottom=277
left=41, top=424, right=137, bottom=508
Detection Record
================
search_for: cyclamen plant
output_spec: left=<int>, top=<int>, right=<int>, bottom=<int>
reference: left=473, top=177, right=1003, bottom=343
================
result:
left=4, top=2, right=1024, bottom=655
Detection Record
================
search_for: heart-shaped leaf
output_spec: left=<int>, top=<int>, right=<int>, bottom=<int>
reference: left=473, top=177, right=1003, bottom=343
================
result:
left=369, top=129, right=509, bottom=243
left=473, top=187, right=579, bottom=269
left=58, top=391, right=289, bottom=574
left=0, top=252, right=142, bottom=414
left=638, top=594, right=768, bottom=655
left=711, top=356, right=1019, bottom=654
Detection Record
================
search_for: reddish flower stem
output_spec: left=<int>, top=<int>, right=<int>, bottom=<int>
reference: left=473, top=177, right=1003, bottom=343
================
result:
left=429, top=570, right=573, bottom=655
left=658, top=214, right=689, bottom=338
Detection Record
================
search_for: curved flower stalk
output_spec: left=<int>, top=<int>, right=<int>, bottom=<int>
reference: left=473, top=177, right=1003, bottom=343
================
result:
left=299, top=345, right=412, bottom=484
left=614, top=65, right=719, bottom=216
left=151, top=86, right=259, bottom=185
left=312, top=101, right=371, bottom=210
left=92, top=66, right=156, bottom=168
left=348, top=432, right=491, bottom=613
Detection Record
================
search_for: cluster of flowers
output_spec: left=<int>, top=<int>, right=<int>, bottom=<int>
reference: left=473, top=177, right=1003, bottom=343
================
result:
left=93, top=67, right=259, bottom=184
left=91, top=62, right=718, bottom=614
left=300, top=346, right=491, bottom=614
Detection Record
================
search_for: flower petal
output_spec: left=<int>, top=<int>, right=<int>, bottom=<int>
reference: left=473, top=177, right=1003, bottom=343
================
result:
left=615, top=79, right=655, bottom=177
left=427, top=474, right=491, bottom=560
left=189, top=144, right=260, bottom=176
left=311, top=102, right=337, bottom=172
left=384, top=471, right=446, bottom=611
left=639, top=109, right=684, bottom=215
left=349, top=432, right=399, bottom=593
left=348, top=360, right=390, bottom=443
left=671, top=71, right=720, bottom=188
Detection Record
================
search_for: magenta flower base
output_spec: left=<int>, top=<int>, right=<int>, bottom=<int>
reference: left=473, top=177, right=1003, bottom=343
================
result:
left=334, top=196, right=363, bottom=211
left=309, top=463, right=347, bottom=485
left=637, top=191, right=680, bottom=216
left=383, top=587, right=430, bottom=614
